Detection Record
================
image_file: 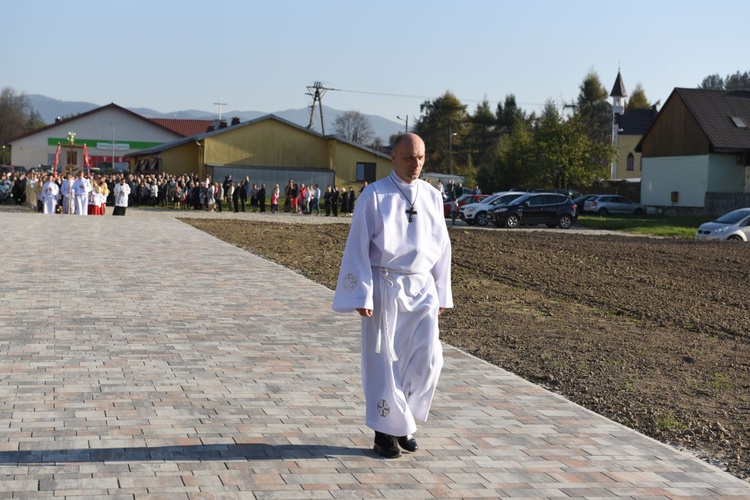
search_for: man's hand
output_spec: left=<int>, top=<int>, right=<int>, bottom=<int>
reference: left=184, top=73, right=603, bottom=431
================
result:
left=356, top=308, right=373, bottom=317
left=439, top=307, right=445, bottom=315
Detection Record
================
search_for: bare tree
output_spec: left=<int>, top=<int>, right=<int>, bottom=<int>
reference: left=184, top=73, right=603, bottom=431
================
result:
left=333, top=111, right=374, bottom=145
left=0, top=87, right=45, bottom=148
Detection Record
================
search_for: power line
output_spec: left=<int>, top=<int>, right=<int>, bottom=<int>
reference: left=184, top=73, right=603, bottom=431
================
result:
left=333, top=87, right=543, bottom=108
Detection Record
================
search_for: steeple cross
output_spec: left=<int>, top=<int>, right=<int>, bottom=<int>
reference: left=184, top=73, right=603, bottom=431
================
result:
left=213, top=98, right=227, bottom=120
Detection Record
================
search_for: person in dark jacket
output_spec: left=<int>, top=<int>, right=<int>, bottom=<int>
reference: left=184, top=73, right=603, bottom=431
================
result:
left=257, top=184, right=266, bottom=213
left=331, top=185, right=340, bottom=217
left=232, top=181, right=241, bottom=212
left=323, top=185, right=332, bottom=216
left=239, top=179, right=247, bottom=211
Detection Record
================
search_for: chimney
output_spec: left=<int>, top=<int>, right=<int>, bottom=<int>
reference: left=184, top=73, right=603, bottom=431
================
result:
left=231, top=117, right=241, bottom=126
left=219, top=119, right=228, bottom=129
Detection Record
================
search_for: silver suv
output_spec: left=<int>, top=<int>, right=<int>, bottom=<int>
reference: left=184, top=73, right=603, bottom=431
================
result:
left=458, top=191, right=525, bottom=227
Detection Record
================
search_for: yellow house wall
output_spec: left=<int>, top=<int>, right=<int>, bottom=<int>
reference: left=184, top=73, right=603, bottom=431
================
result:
left=615, top=135, right=644, bottom=179
left=131, top=118, right=393, bottom=183
left=158, top=143, right=202, bottom=177
left=205, top=120, right=329, bottom=167
left=329, top=140, right=392, bottom=189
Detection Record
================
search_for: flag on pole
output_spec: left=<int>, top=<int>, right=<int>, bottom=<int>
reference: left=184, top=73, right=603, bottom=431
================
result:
left=53, top=144, right=61, bottom=172
left=83, top=144, right=90, bottom=173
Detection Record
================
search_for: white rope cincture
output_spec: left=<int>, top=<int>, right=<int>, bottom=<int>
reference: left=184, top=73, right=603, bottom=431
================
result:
left=376, top=267, right=398, bottom=361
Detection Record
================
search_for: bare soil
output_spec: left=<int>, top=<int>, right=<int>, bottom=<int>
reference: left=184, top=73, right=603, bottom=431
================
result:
left=184, top=218, right=750, bottom=480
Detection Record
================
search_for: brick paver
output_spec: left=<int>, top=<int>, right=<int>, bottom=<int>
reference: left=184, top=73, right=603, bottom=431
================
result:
left=0, top=210, right=748, bottom=498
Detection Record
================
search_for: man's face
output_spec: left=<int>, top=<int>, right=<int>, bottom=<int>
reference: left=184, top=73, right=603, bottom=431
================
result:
left=391, top=135, right=426, bottom=183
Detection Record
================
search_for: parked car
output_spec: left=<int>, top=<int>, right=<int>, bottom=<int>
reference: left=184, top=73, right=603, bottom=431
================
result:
left=573, top=194, right=600, bottom=214
left=696, top=208, right=750, bottom=241
left=444, top=193, right=489, bottom=218
left=491, top=193, right=578, bottom=229
left=583, top=195, right=645, bottom=215
left=459, top=191, right=525, bottom=227
left=0, top=178, right=11, bottom=204
left=533, top=187, right=582, bottom=199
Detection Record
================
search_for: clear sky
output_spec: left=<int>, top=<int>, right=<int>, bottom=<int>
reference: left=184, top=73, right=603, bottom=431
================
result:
left=4, top=0, right=749, bottom=123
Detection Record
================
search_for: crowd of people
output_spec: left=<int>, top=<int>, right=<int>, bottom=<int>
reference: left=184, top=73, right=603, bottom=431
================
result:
left=1, top=169, right=479, bottom=217
left=0, top=170, right=371, bottom=217
left=2, top=169, right=115, bottom=215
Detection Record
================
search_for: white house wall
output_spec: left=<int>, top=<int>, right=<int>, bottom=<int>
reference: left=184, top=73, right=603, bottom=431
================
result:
left=707, top=154, right=746, bottom=192
left=642, top=155, right=708, bottom=207
left=11, top=108, right=180, bottom=170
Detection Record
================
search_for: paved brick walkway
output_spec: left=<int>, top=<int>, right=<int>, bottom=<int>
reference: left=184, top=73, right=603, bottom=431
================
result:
left=0, top=211, right=748, bottom=499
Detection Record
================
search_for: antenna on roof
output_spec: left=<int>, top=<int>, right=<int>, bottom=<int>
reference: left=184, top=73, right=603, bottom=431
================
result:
left=305, top=82, right=335, bottom=134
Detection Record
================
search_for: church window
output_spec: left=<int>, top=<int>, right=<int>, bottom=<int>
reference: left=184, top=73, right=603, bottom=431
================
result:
left=626, top=153, right=635, bottom=171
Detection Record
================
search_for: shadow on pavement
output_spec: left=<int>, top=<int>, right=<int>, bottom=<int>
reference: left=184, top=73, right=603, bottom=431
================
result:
left=0, top=443, right=371, bottom=463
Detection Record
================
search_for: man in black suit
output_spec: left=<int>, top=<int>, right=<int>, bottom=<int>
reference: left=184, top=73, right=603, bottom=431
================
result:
left=257, top=184, right=266, bottom=213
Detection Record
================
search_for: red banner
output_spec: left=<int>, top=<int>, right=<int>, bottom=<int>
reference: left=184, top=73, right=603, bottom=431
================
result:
left=83, top=144, right=90, bottom=170
left=53, top=144, right=61, bottom=172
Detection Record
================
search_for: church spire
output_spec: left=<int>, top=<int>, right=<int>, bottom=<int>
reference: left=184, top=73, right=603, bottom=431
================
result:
left=610, top=70, right=627, bottom=117
left=610, top=70, right=627, bottom=98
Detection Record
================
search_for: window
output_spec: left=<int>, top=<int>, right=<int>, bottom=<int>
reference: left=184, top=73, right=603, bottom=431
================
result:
left=626, top=153, right=635, bottom=171
left=528, top=195, right=545, bottom=206
left=731, top=116, right=747, bottom=128
left=356, top=162, right=376, bottom=183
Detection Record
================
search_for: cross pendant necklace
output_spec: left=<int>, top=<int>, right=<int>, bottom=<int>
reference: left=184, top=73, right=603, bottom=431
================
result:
left=390, top=174, right=418, bottom=223
left=406, top=205, right=417, bottom=222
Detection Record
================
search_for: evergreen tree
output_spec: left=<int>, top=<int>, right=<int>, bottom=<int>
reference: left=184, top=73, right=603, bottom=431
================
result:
left=477, top=118, right=536, bottom=192
left=574, top=71, right=612, bottom=143
left=699, top=74, right=724, bottom=90
left=413, top=91, right=469, bottom=174
left=698, top=70, right=750, bottom=90
left=626, top=83, right=651, bottom=110
left=495, top=94, right=526, bottom=134
left=467, top=98, right=497, bottom=166
left=724, top=71, right=750, bottom=91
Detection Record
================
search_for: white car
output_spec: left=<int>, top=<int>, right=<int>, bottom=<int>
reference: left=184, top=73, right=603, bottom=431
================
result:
left=696, top=208, right=750, bottom=241
left=458, top=191, right=525, bottom=227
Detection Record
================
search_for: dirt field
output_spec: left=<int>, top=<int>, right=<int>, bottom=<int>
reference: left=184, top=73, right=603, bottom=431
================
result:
left=183, top=218, right=750, bottom=481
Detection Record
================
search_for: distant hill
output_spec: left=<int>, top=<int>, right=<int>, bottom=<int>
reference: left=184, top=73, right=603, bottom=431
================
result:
left=27, top=94, right=404, bottom=142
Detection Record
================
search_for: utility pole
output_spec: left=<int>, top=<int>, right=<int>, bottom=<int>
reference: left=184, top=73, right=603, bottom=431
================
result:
left=448, top=126, right=457, bottom=175
left=110, top=124, right=115, bottom=172
left=397, top=115, right=409, bottom=134
left=306, top=82, right=333, bottom=134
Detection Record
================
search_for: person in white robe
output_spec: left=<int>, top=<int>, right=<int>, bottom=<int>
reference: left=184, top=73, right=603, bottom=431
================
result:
left=113, top=177, right=131, bottom=216
left=41, top=175, right=59, bottom=214
left=72, top=171, right=92, bottom=216
left=332, top=133, right=453, bottom=459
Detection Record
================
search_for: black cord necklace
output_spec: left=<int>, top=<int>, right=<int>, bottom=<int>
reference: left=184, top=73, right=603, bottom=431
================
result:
left=390, top=173, right=419, bottom=222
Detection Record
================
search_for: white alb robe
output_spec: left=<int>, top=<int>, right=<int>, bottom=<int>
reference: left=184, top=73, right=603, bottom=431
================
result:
left=333, top=171, right=452, bottom=437
left=114, top=182, right=131, bottom=207
left=72, top=177, right=91, bottom=216
left=42, top=181, right=59, bottom=214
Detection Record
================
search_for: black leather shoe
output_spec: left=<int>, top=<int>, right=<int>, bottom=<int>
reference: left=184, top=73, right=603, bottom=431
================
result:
left=373, top=432, right=401, bottom=458
left=397, top=434, right=418, bottom=452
